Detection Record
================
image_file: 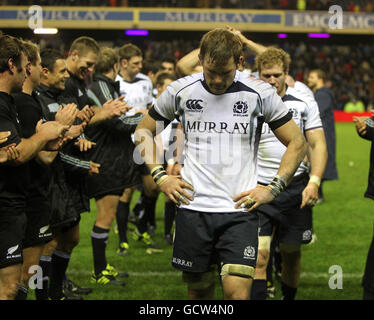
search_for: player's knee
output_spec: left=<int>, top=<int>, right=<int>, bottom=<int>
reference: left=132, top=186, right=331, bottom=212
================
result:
left=183, top=268, right=216, bottom=291
left=120, top=188, right=134, bottom=202
left=220, top=264, right=255, bottom=281
left=280, top=243, right=301, bottom=265
left=256, top=249, right=270, bottom=270
left=280, top=243, right=301, bottom=254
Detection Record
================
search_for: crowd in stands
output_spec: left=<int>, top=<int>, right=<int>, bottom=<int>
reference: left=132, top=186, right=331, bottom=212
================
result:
left=140, top=39, right=374, bottom=110
left=3, top=0, right=374, bottom=12
left=37, top=34, right=374, bottom=111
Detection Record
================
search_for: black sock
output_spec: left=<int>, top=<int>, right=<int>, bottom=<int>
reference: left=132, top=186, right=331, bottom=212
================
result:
left=138, top=196, right=157, bottom=234
left=49, top=250, right=70, bottom=299
left=281, top=281, right=297, bottom=300
left=14, top=285, right=28, bottom=300
left=164, top=201, right=176, bottom=236
left=250, top=279, right=267, bottom=300
left=116, top=201, right=129, bottom=243
left=147, top=195, right=157, bottom=228
left=132, top=192, right=145, bottom=217
left=91, top=225, right=109, bottom=275
left=318, top=181, right=324, bottom=198
left=35, top=255, right=52, bottom=300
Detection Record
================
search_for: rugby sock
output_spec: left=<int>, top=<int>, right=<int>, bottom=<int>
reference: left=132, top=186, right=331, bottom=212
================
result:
left=35, top=255, right=52, bottom=300
left=116, top=201, right=130, bottom=243
left=138, top=196, right=157, bottom=234
left=281, top=281, right=297, bottom=300
left=49, top=250, right=70, bottom=299
left=146, top=195, right=157, bottom=229
left=250, top=279, right=267, bottom=300
left=14, top=285, right=28, bottom=300
left=164, top=201, right=176, bottom=236
left=91, top=225, right=109, bottom=275
left=132, top=192, right=145, bottom=218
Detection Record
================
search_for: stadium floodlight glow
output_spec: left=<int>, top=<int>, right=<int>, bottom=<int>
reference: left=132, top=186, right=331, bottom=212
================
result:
left=33, top=28, right=58, bottom=34
left=278, top=33, right=288, bottom=39
left=308, top=33, right=330, bottom=38
left=125, top=30, right=149, bottom=36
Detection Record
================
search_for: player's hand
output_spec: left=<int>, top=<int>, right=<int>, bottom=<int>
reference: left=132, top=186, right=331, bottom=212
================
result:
left=171, top=163, right=182, bottom=176
left=0, top=144, right=19, bottom=163
left=77, top=105, right=95, bottom=123
left=65, top=123, right=86, bottom=140
left=55, top=103, right=78, bottom=126
left=75, top=138, right=96, bottom=152
left=226, top=25, right=247, bottom=43
left=36, top=119, right=70, bottom=141
left=89, top=161, right=100, bottom=175
left=102, top=97, right=131, bottom=118
left=353, top=116, right=369, bottom=136
left=300, top=182, right=319, bottom=208
left=233, top=185, right=275, bottom=212
left=159, top=175, right=194, bottom=206
left=0, top=131, right=11, bottom=145
left=45, top=137, right=69, bottom=151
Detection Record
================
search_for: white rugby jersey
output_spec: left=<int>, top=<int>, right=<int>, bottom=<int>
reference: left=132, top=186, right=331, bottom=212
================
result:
left=152, top=71, right=291, bottom=213
left=116, top=73, right=153, bottom=116
left=294, top=81, right=315, bottom=101
left=257, top=86, right=322, bottom=184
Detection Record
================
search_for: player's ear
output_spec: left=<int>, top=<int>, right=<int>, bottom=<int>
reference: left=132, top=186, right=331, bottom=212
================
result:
left=42, top=67, right=49, bottom=77
left=120, top=58, right=128, bottom=69
left=71, top=50, right=78, bottom=61
left=237, top=55, right=244, bottom=70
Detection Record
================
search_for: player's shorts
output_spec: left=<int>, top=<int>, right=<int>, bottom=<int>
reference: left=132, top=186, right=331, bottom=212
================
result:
left=257, top=172, right=313, bottom=245
left=172, top=208, right=259, bottom=272
left=0, top=205, right=27, bottom=269
left=23, top=196, right=53, bottom=248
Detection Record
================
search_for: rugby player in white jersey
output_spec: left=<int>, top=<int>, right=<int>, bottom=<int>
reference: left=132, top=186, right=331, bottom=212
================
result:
left=115, top=44, right=160, bottom=251
left=251, top=48, right=327, bottom=300
left=134, top=28, right=307, bottom=300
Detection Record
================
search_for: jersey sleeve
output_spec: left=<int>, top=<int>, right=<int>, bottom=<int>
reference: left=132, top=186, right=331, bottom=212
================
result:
left=304, top=97, right=323, bottom=131
left=152, top=86, right=177, bottom=122
left=261, top=85, right=291, bottom=130
left=0, top=104, right=21, bottom=148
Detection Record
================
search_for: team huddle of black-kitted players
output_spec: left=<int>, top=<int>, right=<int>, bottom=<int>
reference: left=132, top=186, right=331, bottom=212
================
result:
left=0, top=33, right=167, bottom=300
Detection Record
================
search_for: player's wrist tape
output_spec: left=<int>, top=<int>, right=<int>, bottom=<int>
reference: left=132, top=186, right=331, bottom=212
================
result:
left=267, top=175, right=286, bottom=198
left=309, top=175, right=321, bottom=187
left=151, top=165, right=170, bottom=187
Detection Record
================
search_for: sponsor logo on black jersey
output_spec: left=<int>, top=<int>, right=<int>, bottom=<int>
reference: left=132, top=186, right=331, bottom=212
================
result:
left=233, top=101, right=249, bottom=117
left=186, top=99, right=204, bottom=112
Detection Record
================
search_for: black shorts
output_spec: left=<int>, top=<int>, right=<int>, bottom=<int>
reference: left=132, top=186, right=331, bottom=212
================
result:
left=257, top=173, right=313, bottom=244
left=0, top=206, right=27, bottom=269
left=172, top=208, right=259, bottom=273
left=23, top=197, right=53, bottom=248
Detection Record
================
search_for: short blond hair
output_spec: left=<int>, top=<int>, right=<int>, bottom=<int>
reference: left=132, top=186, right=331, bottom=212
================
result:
left=255, top=47, right=291, bottom=73
left=95, top=47, right=119, bottom=74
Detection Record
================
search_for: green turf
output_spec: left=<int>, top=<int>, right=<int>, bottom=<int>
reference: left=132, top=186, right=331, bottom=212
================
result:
left=29, top=122, right=374, bottom=300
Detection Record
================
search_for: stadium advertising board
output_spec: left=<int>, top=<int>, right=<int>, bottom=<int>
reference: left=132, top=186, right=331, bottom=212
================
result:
left=0, top=7, right=373, bottom=34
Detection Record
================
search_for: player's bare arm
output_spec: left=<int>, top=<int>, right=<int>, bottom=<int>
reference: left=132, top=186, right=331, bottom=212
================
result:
left=134, top=113, right=194, bottom=206
left=12, top=120, right=69, bottom=165
left=300, top=128, right=327, bottom=208
left=234, top=119, right=306, bottom=211
left=176, top=48, right=203, bottom=77
left=226, top=26, right=267, bottom=55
